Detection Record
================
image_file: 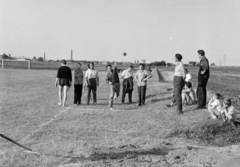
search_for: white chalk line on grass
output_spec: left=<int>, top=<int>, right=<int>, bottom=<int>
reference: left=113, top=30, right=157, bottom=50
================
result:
left=21, top=83, right=106, bottom=142
left=77, top=108, right=138, bottom=112
left=21, top=106, right=72, bottom=142
left=22, top=81, right=166, bottom=143
left=19, top=83, right=139, bottom=148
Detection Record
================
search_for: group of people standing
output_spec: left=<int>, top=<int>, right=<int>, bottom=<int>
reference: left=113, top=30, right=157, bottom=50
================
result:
left=170, top=49, right=210, bottom=114
left=55, top=60, right=152, bottom=109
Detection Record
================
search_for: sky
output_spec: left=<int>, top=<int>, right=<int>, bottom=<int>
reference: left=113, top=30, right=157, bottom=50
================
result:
left=1, top=0, right=240, bottom=65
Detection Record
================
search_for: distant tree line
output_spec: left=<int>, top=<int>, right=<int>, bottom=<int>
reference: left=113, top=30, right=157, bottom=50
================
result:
left=1, top=53, right=12, bottom=59
left=148, top=61, right=174, bottom=66
left=32, top=56, right=44, bottom=61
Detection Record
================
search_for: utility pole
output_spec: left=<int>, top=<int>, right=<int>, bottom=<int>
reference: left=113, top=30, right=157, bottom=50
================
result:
left=223, top=54, right=226, bottom=66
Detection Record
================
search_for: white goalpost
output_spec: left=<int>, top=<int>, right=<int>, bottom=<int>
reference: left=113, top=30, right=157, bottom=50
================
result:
left=2, top=59, right=31, bottom=69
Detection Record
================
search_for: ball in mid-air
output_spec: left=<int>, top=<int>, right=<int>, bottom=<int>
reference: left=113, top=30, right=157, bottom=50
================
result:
left=123, top=52, right=127, bottom=56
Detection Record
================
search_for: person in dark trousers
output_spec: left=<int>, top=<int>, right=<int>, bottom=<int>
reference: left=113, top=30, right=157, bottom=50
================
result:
left=121, top=65, right=134, bottom=103
left=55, top=59, right=72, bottom=107
left=173, top=54, right=186, bottom=114
left=84, top=62, right=99, bottom=104
left=135, top=63, right=152, bottom=106
left=106, top=64, right=120, bottom=110
left=195, top=49, right=210, bottom=110
left=73, top=63, right=83, bottom=105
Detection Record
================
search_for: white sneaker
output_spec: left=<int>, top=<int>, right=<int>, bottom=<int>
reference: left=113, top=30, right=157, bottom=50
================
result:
left=58, top=102, right=62, bottom=105
left=110, top=108, right=114, bottom=111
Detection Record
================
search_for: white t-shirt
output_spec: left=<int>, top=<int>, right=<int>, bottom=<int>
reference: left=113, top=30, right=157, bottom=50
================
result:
left=185, top=73, right=192, bottom=83
left=85, top=69, right=98, bottom=79
left=121, top=69, right=133, bottom=79
left=222, top=106, right=236, bottom=119
left=210, top=99, right=222, bottom=112
left=174, top=62, right=185, bottom=77
left=135, top=70, right=151, bottom=86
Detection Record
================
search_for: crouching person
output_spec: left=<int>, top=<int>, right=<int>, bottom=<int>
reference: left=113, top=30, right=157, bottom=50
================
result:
left=208, top=93, right=222, bottom=119
left=182, top=82, right=196, bottom=106
left=221, top=98, right=238, bottom=129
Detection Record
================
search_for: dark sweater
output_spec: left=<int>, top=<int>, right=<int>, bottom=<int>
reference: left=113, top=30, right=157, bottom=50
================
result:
left=57, top=66, right=72, bottom=81
left=198, top=56, right=210, bottom=81
left=105, top=67, right=120, bottom=84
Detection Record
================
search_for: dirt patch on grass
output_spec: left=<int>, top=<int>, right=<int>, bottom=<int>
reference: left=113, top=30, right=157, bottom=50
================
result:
left=166, top=120, right=240, bottom=147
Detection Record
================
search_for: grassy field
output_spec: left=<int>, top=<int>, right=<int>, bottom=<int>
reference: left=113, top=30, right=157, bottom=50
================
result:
left=1, top=67, right=240, bottom=167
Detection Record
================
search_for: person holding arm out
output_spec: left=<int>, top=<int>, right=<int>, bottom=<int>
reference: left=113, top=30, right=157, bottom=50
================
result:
left=106, top=64, right=120, bottom=110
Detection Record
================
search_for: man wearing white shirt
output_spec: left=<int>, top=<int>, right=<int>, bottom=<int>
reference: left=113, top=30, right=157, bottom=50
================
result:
left=85, top=62, right=99, bottom=104
left=121, top=65, right=134, bottom=103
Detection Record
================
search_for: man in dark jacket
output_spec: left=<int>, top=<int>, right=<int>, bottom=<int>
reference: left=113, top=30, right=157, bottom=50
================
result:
left=106, top=64, right=120, bottom=110
left=195, top=50, right=210, bottom=110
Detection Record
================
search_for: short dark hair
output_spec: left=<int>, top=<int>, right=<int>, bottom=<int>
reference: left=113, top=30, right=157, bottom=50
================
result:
left=61, top=59, right=66, bottom=65
left=106, top=64, right=112, bottom=69
left=185, top=68, right=188, bottom=72
left=197, top=50, right=205, bottom=56
left=129, top=65, right=134, bottom=69
left=185, top=82, right=192, bottom=88
left=175, top=54, right=182, bottom=61
left=87, top=62, right=94, bottom=69
left=139, top=63, right=145, bottom=67
left=77, top=63, right=81, bottom=66
left=215, top=93, right=221, bottom=99
left=224, top=98, right=231, bottom=106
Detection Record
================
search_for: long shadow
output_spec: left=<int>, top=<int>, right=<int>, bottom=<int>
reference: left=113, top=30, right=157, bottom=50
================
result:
left=63, top=147, right=176, bottom=165
left=145, top=92, right=171, bottom=100
left=149, top=96, right=172, bottom=103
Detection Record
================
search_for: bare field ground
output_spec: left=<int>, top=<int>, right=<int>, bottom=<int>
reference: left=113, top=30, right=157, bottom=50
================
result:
left=0, top=68, right=240, bottom=167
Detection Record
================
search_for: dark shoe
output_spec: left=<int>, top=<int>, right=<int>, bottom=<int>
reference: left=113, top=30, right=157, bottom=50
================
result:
left=231, top=122, right=237, bottom=129
left=137, top=104, right=141, bottom=107
left=178, top=111, right=184, bottom=115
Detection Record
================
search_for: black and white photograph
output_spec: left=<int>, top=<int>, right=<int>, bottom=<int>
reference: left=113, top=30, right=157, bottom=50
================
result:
left=1, top=0, right=240, bottom=166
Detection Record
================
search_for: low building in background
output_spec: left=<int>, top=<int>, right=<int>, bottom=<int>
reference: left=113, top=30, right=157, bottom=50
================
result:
left=189, top=61, right=197, bottom=66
